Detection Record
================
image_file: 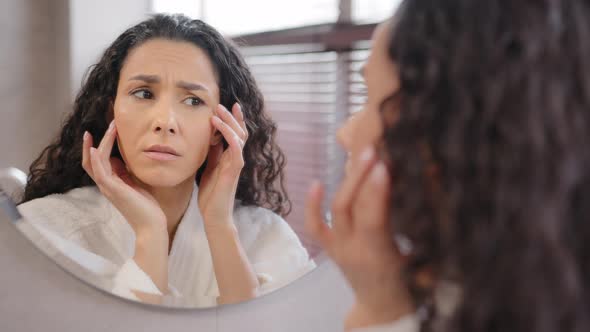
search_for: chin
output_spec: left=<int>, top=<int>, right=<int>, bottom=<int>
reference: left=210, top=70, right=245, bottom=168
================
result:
left=134, top=169, right=194, bottom=188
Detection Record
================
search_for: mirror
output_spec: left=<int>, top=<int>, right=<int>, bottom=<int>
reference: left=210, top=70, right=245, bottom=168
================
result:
left=0, top=0, right=380, bottom=309
left=0, top=168, right=27, bottom=201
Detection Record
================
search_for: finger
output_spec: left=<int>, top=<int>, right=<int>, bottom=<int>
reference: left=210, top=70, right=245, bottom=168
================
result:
left=90, top=147, right=111, bottom=189
left=199, top=143, right=223, bottom=202
left=304, top=181, right=332, bottom=249
left=216, top=104, right=247, bottom=140
left=110, top=157, right=133, bottom=186
left=232, top=103, right=248, bottom=141
left=202, top=143, right=223, bottom=180
left=82, top=131, right=95, bottom=178
left=331, top=146, right=378, bottom=235
left=212, top=116, right=245, bottom=169
left=98, top=121, right=117, bottom=163
left=353, top=161, right=392, bottom=233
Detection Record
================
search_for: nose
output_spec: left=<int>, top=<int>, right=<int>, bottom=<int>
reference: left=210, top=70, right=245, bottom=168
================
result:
left=152, top=102, right=179, bottom=135
left=336, top=112, right=359, bottom=152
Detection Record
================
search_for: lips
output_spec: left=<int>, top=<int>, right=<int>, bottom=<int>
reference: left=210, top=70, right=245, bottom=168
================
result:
left=145, top=144, right=179, bottom=156
left=144, top=145, right=180, bottom=161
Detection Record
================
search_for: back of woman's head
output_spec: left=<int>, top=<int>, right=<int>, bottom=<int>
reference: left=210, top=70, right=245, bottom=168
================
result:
left=383, top=1, right=590, bottom=331
left=23, top=14, right=289, bottom=215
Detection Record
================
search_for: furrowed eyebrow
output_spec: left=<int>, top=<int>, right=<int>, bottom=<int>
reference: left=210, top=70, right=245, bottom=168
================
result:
left=129, top=75, right=209, bottom=93
left=129, top=74, right=160, bottom=84
left=176, top=81, right=209, bottom=92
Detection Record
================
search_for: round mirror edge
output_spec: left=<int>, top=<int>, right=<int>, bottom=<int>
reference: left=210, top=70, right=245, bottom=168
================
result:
left=1, top=169, right=330, bottom=310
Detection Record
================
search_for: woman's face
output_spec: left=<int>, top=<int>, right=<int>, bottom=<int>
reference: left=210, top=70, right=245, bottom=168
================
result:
left=113, top=38, right=221, bottom=188
left=337, top=21, right=399, bottom=174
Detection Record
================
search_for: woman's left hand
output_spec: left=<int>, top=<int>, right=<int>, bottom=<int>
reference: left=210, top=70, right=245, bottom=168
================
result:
left=198, top=103, right=259, bottom=304
left=198, top=103, right=248, bottom=227
left=305, top=148, right=415, bottom=330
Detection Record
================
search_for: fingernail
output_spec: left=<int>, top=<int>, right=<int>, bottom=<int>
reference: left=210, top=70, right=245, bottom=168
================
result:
left=108, top=120, right=115, bottom=130
left=212, top=116, right=221, bottom=123
left=371, top=162, right=388, bottom=183
left=309, top=180, right=321, bottom=193
left=359, top=146, right=375, bottom=162
left=83, top=131, right=88, bottom=141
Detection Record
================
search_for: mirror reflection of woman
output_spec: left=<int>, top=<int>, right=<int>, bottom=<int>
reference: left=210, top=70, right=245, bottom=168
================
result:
left=307, top=0, right=590, bottom=331
left=19, top=14, right=314, bottom=306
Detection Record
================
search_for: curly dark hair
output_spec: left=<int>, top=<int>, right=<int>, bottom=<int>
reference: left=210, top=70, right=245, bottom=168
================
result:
left=382, top=1, right=590, bottom=331
left=22, top=14, right=290, bottom=216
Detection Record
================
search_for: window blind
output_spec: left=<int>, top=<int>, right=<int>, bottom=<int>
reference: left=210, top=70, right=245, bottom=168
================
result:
left=241, top=43, right=370, bottom=257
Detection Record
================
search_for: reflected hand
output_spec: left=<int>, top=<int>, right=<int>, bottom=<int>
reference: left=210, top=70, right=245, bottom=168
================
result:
left=197, top=103, right=259, bottom=303
left=198, top=103, right=248, bottom=227
left=82, top=121, right=169, bottom=293
left=82, top=121, right=167, bottom=237
left=305, top=147, right=414, bottom=329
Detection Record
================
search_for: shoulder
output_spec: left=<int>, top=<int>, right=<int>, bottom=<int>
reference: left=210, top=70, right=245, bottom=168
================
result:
left=18, top=186, right=106, bottom=217
left=233, top=204, right=285, bottom=226
left=232, top=204, right=304, bottom=251
left=18, top=186, right=110, bottom=235
left=232, top=204, right=315, bottom=290
left=233, top=205, right=291, bottom=236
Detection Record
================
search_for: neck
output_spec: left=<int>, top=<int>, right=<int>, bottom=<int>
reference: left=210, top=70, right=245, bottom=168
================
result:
left=142, top=177, right=195, bottom=248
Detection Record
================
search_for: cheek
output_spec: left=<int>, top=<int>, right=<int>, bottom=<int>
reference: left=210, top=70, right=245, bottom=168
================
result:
left=360, top=97, right=385, bottom=142
left=341, top=110, right=383, bottom=176
left=344, top=108, right=383, bottom=153
left=114, top=98, right=134, bottom=124
left=113, top=100, right=141, bottom=151
left=183, top=117, right=215, bottom=160
left=366, top=108, right=384, bottom=144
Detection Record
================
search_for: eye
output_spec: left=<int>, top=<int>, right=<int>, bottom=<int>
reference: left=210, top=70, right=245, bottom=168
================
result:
left=182, top=96, right=204, bottom=107
left=131, top=89, right=153, bottom=99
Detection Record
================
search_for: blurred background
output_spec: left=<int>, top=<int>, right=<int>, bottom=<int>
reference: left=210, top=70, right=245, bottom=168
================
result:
left=0, top=0, right=401, bottom=256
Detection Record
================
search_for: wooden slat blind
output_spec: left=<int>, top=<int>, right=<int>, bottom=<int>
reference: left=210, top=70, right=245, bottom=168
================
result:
left=241, top=43, right=369, bottom=257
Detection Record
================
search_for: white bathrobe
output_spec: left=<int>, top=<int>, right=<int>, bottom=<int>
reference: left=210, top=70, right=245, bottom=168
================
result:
left=350, top=316, right=419, bottom=332
left=348, top=280, right=460, bottom=332
left=18, top=184, right=315, bottom=307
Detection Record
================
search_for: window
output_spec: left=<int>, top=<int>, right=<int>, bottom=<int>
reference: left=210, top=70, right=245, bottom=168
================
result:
left=353, top=0, right=402, bottom=23
left=239, top=42, right=371, bottom=257
left=152, top=0, right=203, bottom=19
left=151, top=0, right=338, bottom=36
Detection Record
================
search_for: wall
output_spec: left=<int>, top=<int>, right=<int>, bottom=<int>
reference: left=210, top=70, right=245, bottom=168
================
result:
left=0, top=0, right=67, bottom=171
left=0, top=0, right=150, bottom=172
left=69, top=0, right=149, bottom=98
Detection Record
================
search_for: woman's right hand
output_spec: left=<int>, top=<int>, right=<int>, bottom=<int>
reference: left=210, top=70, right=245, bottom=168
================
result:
left=82, top=121, right=169, bottom=292
left=82, top=121, right=167, bottom=237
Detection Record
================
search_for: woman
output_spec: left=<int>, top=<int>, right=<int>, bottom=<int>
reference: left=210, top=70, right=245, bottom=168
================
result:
left=19, top=14, right=314, bottom=306
left=307, top=0, right=590, bottom=331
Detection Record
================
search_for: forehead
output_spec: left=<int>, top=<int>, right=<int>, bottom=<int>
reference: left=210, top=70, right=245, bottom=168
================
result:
left=364, top=20, right=398, bottom=90
left=367, top=20, right=394, bottom=68
left=120, top=38, right=218, bottom=82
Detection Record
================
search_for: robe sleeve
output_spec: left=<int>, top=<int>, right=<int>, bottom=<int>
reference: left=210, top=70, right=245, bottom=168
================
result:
left=17, top=219, right=164, bottom=301
left=111, top=259, right=163, bottom=298
left=349, top=314, right=420, bottom=332
left=235, top=207, right=317, bottom=294
left=17, top=189, right=182, bottom=303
